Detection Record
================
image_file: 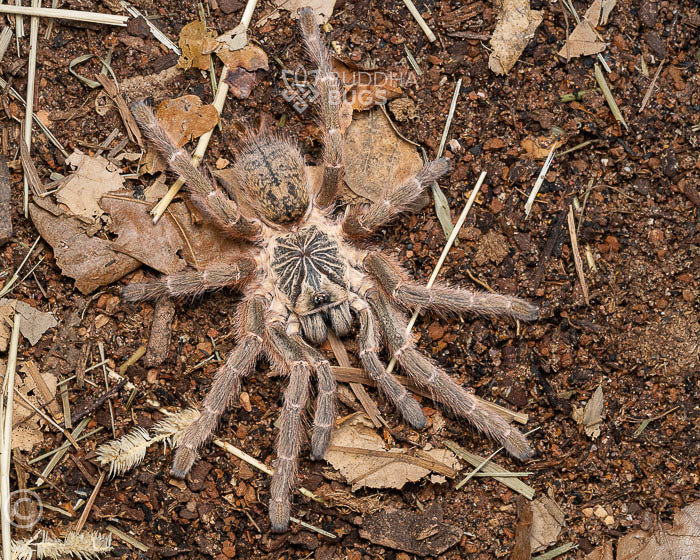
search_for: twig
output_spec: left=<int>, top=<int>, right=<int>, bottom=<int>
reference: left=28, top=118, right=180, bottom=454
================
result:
left=404, top=45, right=422, bottom=76
left=118, top=345, right=146, bottom=375
left=70, top=378, right=126, bottom=426
left=0, top=4, right=128, bottom=25
left=525, top=143, right=556, bottom=218
left=150, top=66, right=230, bottom=223
left=74, top=471, right=105, bottom=534
left=386, top=172, right=486, bottom=375
left=1, top=313, right=21, bottom=560
left=401, top=0, right=436, bottom=42
left=327, top=331, right=383, bottom=429
left=639, top=59, right=664, bottom=114
left=567, top=206, right=589, bottom=305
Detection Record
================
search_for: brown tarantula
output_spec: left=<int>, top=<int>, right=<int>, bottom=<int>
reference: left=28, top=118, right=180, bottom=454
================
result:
left=124, top=8, right=538, bottom=532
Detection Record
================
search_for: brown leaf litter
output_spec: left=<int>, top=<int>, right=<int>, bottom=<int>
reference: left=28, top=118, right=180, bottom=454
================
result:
left=177, top=20, right=218, bottom=71
left=488, top=0, right=543, bottom=75
left=0, top=298, right=57, bottom=347
left=332, top=57, right=403, bottom=111
left=558, top=0, right=617, bottom=60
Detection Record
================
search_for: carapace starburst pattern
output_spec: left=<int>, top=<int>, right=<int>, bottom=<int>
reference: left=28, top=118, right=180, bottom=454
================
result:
left=124, top=8, right=538, bottom=532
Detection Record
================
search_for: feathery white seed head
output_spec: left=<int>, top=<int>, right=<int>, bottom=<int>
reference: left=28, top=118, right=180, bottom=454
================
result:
left=95, top=427, right=151, bottom=477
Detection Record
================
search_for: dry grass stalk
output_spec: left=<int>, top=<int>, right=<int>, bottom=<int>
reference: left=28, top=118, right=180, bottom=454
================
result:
left=12, top=388, right=79, bottom=449
left=74, top=471, right=106, bottom=534
left=639, top=59, right=664, bottom=114
left=119, top=1, right=179, bottom=54
left=105, top=525, right=147, bottom=552
left=401, top=0, right=436, bottom=42
left=0, top=235, right=41, bottom=298
left=567, top=205, right=589, bottom=305
left=594, top=62, right=628, bottom=130
left=386, top=171, right=487, bottom=375
left=1, top=314, right=21, bottom=560
left=35, top=417, right=91, bottom=485
left=0, top=26, right=12, bottom=63
left=97, top=342, right=115, bottom=438
left=525, top=143, right=556, bottom=218
left=117, top=345, right=146, bottom=375
left=0, top=4, right=127, bottom=26
left=445, top=439, right=536, bottom=499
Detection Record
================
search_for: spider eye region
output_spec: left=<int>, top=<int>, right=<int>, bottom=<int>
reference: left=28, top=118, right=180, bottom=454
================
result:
left=272, top=225, right=347, bottom=307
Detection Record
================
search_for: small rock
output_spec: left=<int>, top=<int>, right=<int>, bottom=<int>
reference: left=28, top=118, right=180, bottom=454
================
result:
left=661, top=150, right=679, bottom=178
left=583, top=507, right=594, bottom=518
left=603, top=515, right=615, bottom=526
left=648, top=229, right=664, bottom=245
left=126, top=16, right=150, bottom=38
left=644, top=31, right=666, bottom=59
left=594, top=505, right=608, bottom=519
left=218, top=0, right=245, bottom=14
left=638, top=0, right=659, bottom=27
left=484, top=137, right=505, bottom=150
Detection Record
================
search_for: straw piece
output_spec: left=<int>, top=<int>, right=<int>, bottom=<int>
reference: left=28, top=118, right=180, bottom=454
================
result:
left=594, top=62, right=628, bottom=130
left=639, top=59, right=664, bottom=114
left=525, top=143, right=556, bottom=218
left=74, top=471, right=106, bottom=534
left=0, top=26, right=12, bottom=63
left=386, top=172, right=486, bottom=375
left=105, top=525, right=148, bottom=552
left=532, top=542, right=577, bottom=559
left=0, top=4, right=127, bottom=26
left=567, top=206, right=589, bottom=305
left=401, top=0, right=436, bottom=42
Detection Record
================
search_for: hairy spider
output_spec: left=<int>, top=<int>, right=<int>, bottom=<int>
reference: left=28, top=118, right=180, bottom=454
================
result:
left=124, top=8, right=538, bottom=533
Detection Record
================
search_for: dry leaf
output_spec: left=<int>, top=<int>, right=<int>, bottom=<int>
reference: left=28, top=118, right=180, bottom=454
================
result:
left=0, top=298, right=57, bottom=346
left=177, top=20, right=218, bottom=71
left=217, top=44, right=269, bottom=72
left=56, top=151, right=124, bottom=221
left=332, top=58, right=403, bottom=111
left=488, top=0, right=543, bottom=75
left=521, top=136, right=565, bottom=159
left=530, top=496, right=566, bottom=553
left=100, top=195, right=186, bottom=275
left=156, top=95, right=219, bottom=148
left=582, top=384, right=604, bottom=439
left=29, top=202, right=140, bottom=294
left=586, top=500, right=700, bottom=560
left=217, top=24, right=248, bottom=52
left=558, top=0, right=616, bottom=59
left=274, top=0, right=337, bottom=24
left=225, top=68, right=257, bottom=99
left=344, top=108, right=422, bottom=202
left=324, top=413, right=459, bottom=491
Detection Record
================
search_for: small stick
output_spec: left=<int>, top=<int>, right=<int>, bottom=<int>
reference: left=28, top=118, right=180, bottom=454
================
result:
left=1, top=314, right=21, bottom=560
left=567, top=206, right=589, bottom=305
left=106, top=525, right=148, bottom=552
left=401, top=0, right=436, bottom=42
left=70, top=378, right=126, bottom=426
left=118, top=345, right=146, bottom=375
left=525, top=143, right=556, bottom=218
left=0, top=4, right=128, bottom=26
left=639, top=59, right=664, bottom=114
left=150, top=66, right=230, bottom=223
left=74, top=471, right=105, bottom=534
left=327, top=331, right=383, bottom=429
left=386, top=172, right=486, bottom=375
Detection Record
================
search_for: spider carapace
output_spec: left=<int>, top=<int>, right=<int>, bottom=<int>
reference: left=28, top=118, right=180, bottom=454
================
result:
left=124, top=7, right=539, bottom=532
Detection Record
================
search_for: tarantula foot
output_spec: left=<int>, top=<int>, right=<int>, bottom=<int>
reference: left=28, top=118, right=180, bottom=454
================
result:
left=310, top=432, right=331, bottom=461
left=503, top=431, right=534, bottom=461
left=172, top=446, right=198, bottom=478
left=402, top=399, right=428, bottom=430
left=511, top=299, right=539, bottom=322
left=269, top=499, right=291, bottom=533
left=121, top=283, right=151, bottom=303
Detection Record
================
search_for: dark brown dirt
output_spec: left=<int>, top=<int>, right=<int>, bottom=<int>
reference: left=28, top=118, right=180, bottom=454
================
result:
left=1, top=1, right=698, bottom=559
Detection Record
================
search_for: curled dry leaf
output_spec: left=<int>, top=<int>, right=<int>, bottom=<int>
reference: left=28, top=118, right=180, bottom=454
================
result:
left=274, top=0, right=337, bottom=24
left=324, top=413, right=459, bottom=491
left=344, top=108, right=423, bottom=202
left=332, top=57, right=403, bottom=111
left=29, top=201, right=140, bottom=294
left=530, top=496, right=566, bottom=553
left=217, top=44, right=269, bottom=72
left=177, top=20, right=218, bottom=71
left=56, top=151, right=124, bottom=221
left=488, top=0, right=543, bottom=75
left=558, top=0, right=613, bottom=59
left=0, top=298, right=57, bottom=346
left=573, top=384, right=605, bottom=439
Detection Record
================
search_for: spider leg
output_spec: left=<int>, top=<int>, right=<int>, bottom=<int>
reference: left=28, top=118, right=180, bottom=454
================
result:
left=265, top=325, right=314, bottom=532
left=122, top=259, right=255, bottom=302
left=342, top=159, right=451, bottom=238
left=367, top=289, right=533, bottom=460
left=355, top=302, right=427, bottom=429
left=364, top=251, right=538, bottom=321
left=171, top=296, right=265, bottom=477
left=131, top=102, right=260, bottom=239
left=299, top=8, right=344, bottom=208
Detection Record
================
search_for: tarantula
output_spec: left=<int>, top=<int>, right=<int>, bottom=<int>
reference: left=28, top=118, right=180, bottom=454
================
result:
left=124, top=8, right=538, bottom=532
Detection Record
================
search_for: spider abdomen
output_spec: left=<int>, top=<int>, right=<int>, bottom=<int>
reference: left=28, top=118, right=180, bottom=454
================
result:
left=233, top=135, right=310, bottom=224
left=271, top=225, right=351, bottom=343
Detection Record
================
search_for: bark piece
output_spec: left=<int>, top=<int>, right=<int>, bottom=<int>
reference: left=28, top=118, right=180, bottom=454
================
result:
left=144, top=298, right=176, bottom=367
left=359, top=503, right=461, bottom=556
